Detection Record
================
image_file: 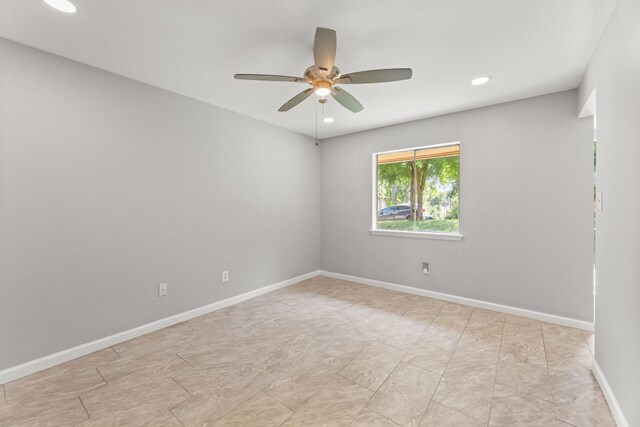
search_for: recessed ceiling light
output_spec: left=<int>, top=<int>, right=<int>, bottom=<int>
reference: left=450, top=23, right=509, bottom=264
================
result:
left=323, top=117, right=334, bottom=124
left=44, top=0, right=77, bottom=13
left=471, top=76, right=491, bottom=86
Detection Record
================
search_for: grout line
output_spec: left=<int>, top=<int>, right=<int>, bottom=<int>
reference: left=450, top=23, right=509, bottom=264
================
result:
left=263, top=387, right=298, bottom=413
left=486, top=317, right=506, bottom=426
left=109, top=346, right=122, bottom=359
left=353, top=404, right=402, bottom=426
left=169, top=408, right=186, bottom=426
left=427, top=309, right=484, bottom=423
left=408, top=307, right=455, bottom=424
left=416, top=373, right=444, bottom=425
left=539, top=321, right=551, bottom=376
left=78, top=396, right=91, bottom=419
left=581, top=330, right=596, bottom=358
left=95, top=367, right=108, bottom=384
left=171, top=377, right=194, bottom=398
left=339, top=374, right=388, bottom=426
left=175, top=353, right=194, bottom=369
left=271, top=368, right=359, bottom=426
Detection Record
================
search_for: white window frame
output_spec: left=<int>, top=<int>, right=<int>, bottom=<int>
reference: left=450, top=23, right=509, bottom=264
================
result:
left=370, top=141, right=463, bottom=241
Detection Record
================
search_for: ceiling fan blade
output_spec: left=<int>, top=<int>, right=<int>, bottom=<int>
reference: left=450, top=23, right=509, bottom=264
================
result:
left=313, top=27, right=337, bottom=73
left=278, top=88, right=315, bottom=112
left=334, top=68, right=413, bottom=84
left=234, top=74, right=306, bottom=83
left=330, top=87, right=364, bottom=113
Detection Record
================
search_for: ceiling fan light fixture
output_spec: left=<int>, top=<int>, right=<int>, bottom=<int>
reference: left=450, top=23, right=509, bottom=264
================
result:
left=234, top=27, right=412, bottom=113
left=44, top=0, right=77, bottom=13
left=315, top=87, right=331, bottom=97
left=323, top=117, right=334, bottom=123
left=471, top=76, right=491, bottom=86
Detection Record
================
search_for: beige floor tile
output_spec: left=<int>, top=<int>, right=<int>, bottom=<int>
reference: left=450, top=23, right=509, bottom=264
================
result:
left=352, top=407, right=402, bottom=426
left=582, top=330, right=595, bottom=356
left=489, top=383, right=557, bottom=426
left=376, top=317, right=430, bottom=349
left=211, top=391, right=292, bottom=426
left=444, top=341, right=500, bottom=381
left=541, top=323, right=587, bottom=345
left=82, top=356, right=191, bottom=418
left=0, top=396, right=88, bottom=427
left=420, top=401, right=484, bottom=427
left=264, top=355, right=347, bottom=410
left=113, top=323, right=193, bottom=357
left=281, top=376, right=373, bottom=426
left=5, top=360, right=105, bottom=405
left=178, top=342, right=262, bottom=371
left=425, top=313, right=470, bottom=338
left=170, top=383, right=249, bottom=426
left=98, top=340, right=190, bottom=382
left=321, top=289, right=366, bottom=310
left=502, top=315, right=542, bottom=339
left=466, top=309, right=505, bottom=337
left=224, top=364, right=279, bottom=398
left=401, top=298, right=444, bottom=323
left=339, top=342, right=406, bottom=391
left=544, top=337, right=593, bottom=376
left=173, top=365, right=229, bottom=395
left=495, top=360, right=552, bottom=401
left=402, top=327, right=462, bottom=375
left=256, top=334, right=325, bottom=376
left=316, top=336, right=372, bottom=362
left=450, top=329, right=502, bottom=368
left=141, top=410, right=183, bottom=426
left=432, top=365, right=496, bottom=423
left=438, top=302, right=474, bottom=317
left=499, top=334, right=547, bottom=367
left=246, top=331, right=301, bottom=355
left=0, top=276, right=615, bottom=426
left=367, top=362, right=440, bottom=427
left=550, top=371, right=616, bottom=427
left=78, top=379, right=190, bottom=427
left=70, top=347, right=122, bottom=370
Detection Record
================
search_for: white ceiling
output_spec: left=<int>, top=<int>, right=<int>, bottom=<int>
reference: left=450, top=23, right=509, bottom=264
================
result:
left=0, top=0, right=616, bottom=139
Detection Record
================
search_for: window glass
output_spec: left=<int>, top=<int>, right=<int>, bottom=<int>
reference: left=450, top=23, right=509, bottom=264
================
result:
left=375, top=144, right=460, bottom=234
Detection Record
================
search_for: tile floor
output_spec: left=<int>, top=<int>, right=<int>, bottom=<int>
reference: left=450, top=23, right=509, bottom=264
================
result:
left=0, top=276, right=615, bottom=426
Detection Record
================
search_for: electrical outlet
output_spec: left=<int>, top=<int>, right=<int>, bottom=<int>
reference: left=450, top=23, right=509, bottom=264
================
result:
left=222, top=270, right=229, bottom=283
left=158, top=283, right=168, bottom=296
left=422, top=262, right=430, bottom=275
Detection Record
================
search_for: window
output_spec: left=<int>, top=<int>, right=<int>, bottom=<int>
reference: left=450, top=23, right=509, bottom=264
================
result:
left=373, top=143, right=461, bottom=238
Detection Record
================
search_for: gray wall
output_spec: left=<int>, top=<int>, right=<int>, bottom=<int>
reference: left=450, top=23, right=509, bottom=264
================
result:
left=320, top=90, right=594, bottom=322
left=0, top=38, right=321, bottom=370
left=578, top=0, right=640, bottom=424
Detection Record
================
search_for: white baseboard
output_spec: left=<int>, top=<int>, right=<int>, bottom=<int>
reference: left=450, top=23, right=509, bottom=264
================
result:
left=592, top=359, right=629, bottom=427
left=0, top=269, right=595, bottom=385
left=0, top=270, right=321, bottom=385
left=319, top=270, right=594, bottom=331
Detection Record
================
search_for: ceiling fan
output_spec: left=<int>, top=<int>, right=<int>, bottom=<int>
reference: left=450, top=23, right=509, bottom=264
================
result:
left=234, top=27, right=412, bottom=113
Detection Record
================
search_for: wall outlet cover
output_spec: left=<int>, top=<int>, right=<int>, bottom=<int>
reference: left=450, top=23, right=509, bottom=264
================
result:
left=158, top=283, right=168, bottom=297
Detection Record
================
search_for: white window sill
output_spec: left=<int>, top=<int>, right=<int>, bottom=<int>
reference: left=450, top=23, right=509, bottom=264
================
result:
left=370, top=229, right=464, bottom=241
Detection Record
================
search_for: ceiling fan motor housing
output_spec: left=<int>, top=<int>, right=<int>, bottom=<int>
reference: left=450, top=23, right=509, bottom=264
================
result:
left=304, top=65, right=341, bottom=86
